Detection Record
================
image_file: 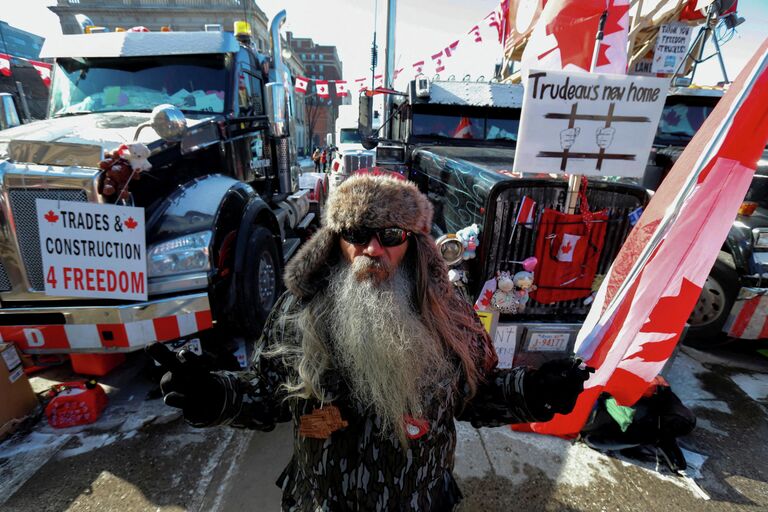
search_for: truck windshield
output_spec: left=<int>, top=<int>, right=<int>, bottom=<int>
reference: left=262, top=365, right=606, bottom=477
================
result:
left=50, top=54, right=227, bottom=117
left=412, top=112, right=520, bottom=143
left=656, top=102, right=714, bottom=141
left=339, top=128, right=362, bottom=144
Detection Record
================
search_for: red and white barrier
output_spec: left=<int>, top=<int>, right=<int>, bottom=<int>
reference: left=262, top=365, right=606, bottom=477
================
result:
left=724, top=293, right=768, bottom=340
left=1, top=310, right=213, bottom=353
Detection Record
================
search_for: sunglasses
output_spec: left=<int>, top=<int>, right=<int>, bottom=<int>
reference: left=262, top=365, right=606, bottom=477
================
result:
left=340, top=227, right=411, bottom=247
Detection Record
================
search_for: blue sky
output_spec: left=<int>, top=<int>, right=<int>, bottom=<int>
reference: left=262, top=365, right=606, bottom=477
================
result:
left=1, top=0, right=766, bottom=85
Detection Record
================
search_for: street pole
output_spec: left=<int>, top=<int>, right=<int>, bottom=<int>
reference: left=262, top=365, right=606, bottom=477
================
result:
left=383, top=0, right=397, bottom=139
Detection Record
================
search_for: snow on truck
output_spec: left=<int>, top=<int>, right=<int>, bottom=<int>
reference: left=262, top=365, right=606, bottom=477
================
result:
left=0, top=12, right=324, bottom=368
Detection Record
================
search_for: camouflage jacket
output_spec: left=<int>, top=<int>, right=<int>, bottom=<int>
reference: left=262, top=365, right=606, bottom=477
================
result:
left=213, top=292, right=539, bottom=511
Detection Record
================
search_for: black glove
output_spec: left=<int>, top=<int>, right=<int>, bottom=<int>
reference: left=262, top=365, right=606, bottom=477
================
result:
left=523, top=357, right=594, bottom=422
left=146, top=343, right=227, bottom=427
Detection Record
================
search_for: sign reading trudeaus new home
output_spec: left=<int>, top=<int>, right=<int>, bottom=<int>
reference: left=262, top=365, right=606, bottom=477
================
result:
left=514, top=70, right=668, bottom=178
left=36, top=200, right=147, bottom=301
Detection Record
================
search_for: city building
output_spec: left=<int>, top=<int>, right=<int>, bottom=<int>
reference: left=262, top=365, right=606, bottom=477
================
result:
left=286, top=31, right=346, bottom=148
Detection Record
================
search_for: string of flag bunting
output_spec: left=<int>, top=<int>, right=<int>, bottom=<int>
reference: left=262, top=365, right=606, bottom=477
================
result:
left=293, top=4, right=507, bottom=98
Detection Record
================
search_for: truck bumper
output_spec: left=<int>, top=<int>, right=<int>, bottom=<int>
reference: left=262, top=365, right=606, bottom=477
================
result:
left=723, top=287, right=768, bottom=340
left=0, top=292, right=213, bottom=354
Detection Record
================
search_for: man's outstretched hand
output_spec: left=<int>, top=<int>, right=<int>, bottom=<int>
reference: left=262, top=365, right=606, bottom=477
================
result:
left=146, top=343, right=226, bottom=427
left=524, top=357, right=595, bottom=422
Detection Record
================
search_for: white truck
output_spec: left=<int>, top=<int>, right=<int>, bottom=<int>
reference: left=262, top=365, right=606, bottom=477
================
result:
left=328, top=104, right=377, bottom=188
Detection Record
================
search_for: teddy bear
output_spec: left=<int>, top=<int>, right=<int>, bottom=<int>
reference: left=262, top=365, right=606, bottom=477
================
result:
left=512, top=270, right=537, bottom=313
left=98, top=143, right=152, bottom=201
left=455, top=223, right=480, bottom=260
left=491, top=270, right=519, bottom=314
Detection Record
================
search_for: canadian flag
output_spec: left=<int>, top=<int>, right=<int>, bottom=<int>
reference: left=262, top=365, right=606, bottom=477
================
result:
left=0, top=54, right=11, bottom=77
left=354, top=77, right=367, bottom=92
left=431, top=51, right=445, bottom=73
left=294, top=76, right=309, bottom=94
left=453, top=117, right=473, bottom=139
left=444, top=40, right=459, bottom=58
left=484, top=11, right=503, bottom=42
left=515, top=196, right=536, bottom=228
left=413, top=60, right=425, bottom=74
left=335, top=80, right=348, bottom=97
left=316, top=80, right=329, bottom=98
left=556, top=233, right=581, bottom=262
left=469, top=25, right=483, bottom=43
left=32, top=62, right=52, bottom=87
left=521, top=0, right=630, bottom=75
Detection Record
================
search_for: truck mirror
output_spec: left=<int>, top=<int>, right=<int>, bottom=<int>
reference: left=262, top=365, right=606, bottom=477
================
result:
left=0, top=94, right=21, bottom=130
left=375, top=143, right=406, bottom=165
left=143, top=104, right=187, bottom=142
left=326, top=133, right=333, bottom=147
left=358, top=94, right=377, bottom=149
left=265, top=82, right=288, bottom=137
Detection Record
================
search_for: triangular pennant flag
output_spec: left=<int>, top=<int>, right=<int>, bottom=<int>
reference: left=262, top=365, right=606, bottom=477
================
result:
left=316, top=80, right=329, bottom=98
left=444, top=40, right=459, bottom=58
left=335, top=80, right=348, bottom=97
left=294, top=76, right=309, bottom=94
left=31, top=62, right=51, bottom=87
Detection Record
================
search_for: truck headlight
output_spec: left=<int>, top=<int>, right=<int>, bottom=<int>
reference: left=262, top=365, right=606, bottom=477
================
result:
left=754, top=229, right=768, bottom=249
left=148, top=231, right=212, bottom=277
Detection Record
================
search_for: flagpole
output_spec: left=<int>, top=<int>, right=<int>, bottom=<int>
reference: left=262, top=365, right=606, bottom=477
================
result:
left=566, top=7, right=609, bottom=214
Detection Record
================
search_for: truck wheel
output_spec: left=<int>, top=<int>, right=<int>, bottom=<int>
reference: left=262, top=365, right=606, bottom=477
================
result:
left=236, top=226, right=282, bottom=339
left=685, top=252, right=739, bottom=348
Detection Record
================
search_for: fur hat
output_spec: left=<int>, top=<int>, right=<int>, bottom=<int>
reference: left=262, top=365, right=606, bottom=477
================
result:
left=284, top=174, right=449, bottom=299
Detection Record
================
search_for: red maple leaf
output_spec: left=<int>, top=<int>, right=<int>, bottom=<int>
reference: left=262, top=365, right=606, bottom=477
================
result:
left=44, top=210, right=59, bottom=223
left=479, top=289, right=494, bottom=307
left=540, top=0, right=606, bottom=70
left=124, top=217, right=138, bottom=230
left=640, top=277, right=702, bottom=334
left=560, top=241, right=573, bottom=254
left=596, top=42, right=612, bottom=68
left=603, top=0, right=631, bottom=37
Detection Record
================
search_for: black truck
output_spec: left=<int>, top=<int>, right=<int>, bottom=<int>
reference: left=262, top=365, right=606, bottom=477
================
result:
left=0, top=12, right=323, bottom=363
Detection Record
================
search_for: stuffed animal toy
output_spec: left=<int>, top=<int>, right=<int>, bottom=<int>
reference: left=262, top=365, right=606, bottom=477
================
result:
left=447, top=269, right=468, bottom=286
left=456, top=223, right=480, bottom=260
left=98, top=143, right=151, bottom=201
left=491, top=270, right=519, bottom=314
left=512, top=270, right=537, bottom=313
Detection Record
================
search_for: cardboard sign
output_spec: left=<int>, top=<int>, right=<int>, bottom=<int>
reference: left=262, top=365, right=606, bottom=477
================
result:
left=36, top=200, right=147, bottom=300
left=493, top=324, right=518, bottom=369
left=652, top=23, right=693, bottom=74
left=527, top=332, right=569, bottom=352
left=514, top=70, right=668, bottom=178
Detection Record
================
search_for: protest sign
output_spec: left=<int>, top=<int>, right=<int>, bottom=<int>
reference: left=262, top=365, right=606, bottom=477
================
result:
left=652, top=23, right=693, bottom=74
left=36, top=200, right=147, bottom=300
left=513, top=70, right=668, bottom=177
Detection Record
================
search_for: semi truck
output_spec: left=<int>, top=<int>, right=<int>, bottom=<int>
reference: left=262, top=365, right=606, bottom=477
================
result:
left=0, top=12, right=323, bottom=367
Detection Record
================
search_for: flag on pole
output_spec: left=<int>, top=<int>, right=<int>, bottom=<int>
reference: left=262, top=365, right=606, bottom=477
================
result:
left=31, top=61, right=52, bottom=87
left=594, top=0, right=630, bottom=74
left=316, top=80, right=329, bottom=98
left=413, top=60, right=425, bottom=74
left=294, top=76, right=309, bottom=94
left=515, top=196, right=537, bottom=228
left=0, top=54, right=11, bottom=77
left=520, top=0, right=608, bottom=74
left=516, top=39, right=768, bottom=438
left=335, top=80, right=349, bottom=97
left=444, top=40, right=460, bottom=58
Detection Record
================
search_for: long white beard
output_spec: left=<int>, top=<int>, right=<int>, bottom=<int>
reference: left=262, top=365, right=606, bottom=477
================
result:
left=326, top=257, right=451, bottom=438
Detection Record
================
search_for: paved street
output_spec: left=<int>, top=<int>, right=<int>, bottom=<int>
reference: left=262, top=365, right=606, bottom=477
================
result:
left=2, top=342, right=767, bottom=511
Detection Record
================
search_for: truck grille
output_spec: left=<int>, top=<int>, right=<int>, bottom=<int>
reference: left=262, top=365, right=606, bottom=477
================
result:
left=0, top=261, right=10, bottom=291
left=8, top=189, right=89, bottom=291
left=484, top=182, right=646, bottom=318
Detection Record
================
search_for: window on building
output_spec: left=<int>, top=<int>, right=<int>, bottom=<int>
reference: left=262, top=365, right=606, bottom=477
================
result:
left=319, top=54, right=324, bottom=60
left=318, top=64, right=324, bottom=72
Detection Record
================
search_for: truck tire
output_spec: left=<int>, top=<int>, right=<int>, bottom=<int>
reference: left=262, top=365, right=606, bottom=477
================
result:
left=685, top=252, right=739, bottom=348
left=236, top=226, right=282, bottom=339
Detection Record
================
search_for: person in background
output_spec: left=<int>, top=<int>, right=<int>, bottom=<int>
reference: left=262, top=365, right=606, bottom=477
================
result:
left=321, top=147, right=328, bottom=172
left=312, top=147, right=321, bottom=172
left=149, top=174, right=591, bottom=511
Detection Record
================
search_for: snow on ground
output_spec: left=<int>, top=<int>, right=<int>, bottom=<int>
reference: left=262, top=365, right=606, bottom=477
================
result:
left=667, top=352, right=732, bottom=414
left=729, top=372, right=768, bottom=402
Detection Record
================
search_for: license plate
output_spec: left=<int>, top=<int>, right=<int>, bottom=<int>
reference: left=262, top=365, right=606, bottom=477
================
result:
left=527, top=332, right=570, bottom=352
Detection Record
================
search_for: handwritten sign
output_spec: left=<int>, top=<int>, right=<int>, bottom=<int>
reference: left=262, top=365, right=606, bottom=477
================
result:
left=494, top=324, right=518, bottom=369
left=36, top=200, right=147, bottom=300
left=652, top=23, right=693, bottom=74
left=527, top=332, right=570, bottom=352
left=514, top=70, right=668, bottom=177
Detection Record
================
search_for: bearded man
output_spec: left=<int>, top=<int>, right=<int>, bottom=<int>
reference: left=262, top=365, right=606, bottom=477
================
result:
left=150, top=174, right=591, bottom=511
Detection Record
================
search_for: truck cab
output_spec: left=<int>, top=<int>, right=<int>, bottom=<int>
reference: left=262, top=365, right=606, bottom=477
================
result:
left=0, top=14, right=322, bottom=362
